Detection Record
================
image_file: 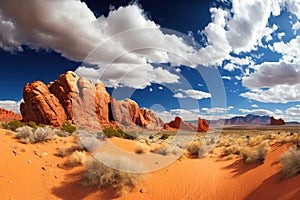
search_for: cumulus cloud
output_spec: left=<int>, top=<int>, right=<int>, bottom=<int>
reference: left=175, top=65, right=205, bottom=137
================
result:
left=0, top=1, right=196, bottom=89
left=251, top=104, right=259, bottom=108
left=201, top=106, right=233, bottom=114
left=173, top=89, right=211, bottom=100
left=240, top=83, right=300, bottom=103
left=0, top=99, right=23, bottom=114
left=242, top=62, right=300, bottom=89
left=272, top=36, right=300, bottom=63
left=239, top=108, right=274, bottom=116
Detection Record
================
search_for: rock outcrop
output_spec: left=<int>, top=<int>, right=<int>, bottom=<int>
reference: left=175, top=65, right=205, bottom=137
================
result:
left=163, top=116, right=197, bottom=131
left=270, top=116, right=285, bottom=125
left=21, top=71, right=163, bottom=130
left=164, top=116, right=210, bottom=132
left=197, top=117, right=209, bottom=132
left=0, top=108, right=22, bottom=122
left=20, top=81, right=67, bottom=126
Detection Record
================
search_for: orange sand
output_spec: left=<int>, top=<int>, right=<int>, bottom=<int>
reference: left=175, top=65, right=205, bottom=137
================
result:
left=1, top=129, right=300, bottom=200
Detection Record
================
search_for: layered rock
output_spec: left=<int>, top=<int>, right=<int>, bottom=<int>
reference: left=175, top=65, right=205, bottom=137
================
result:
left=270, top=116, right=285, bottom=125
left=197, top=117, right=209, bottom=132
left=20, top=71, right=163, bottom=130
left=0, top=108, right=22, bottom=122
left=20, top=81, right=67, bottom=126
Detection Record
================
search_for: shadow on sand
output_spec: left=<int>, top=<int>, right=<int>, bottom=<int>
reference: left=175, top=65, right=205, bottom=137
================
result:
left=222, top=159, right=262, bottom=177
left=51, top=169, right=120, bottom=200
left=245, top=172, right=300, bottom=199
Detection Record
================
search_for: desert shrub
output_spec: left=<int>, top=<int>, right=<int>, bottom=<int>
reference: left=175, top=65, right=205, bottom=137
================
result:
left=15, top=126, right=54, bottom=143
left=279, top=147, right=300, bottom=179
left=159, top=133, right=169, bottom=140
left=2, top=120, right=23, bottom=131
left=61, top=120, right=77, bottom=133
left=224, top=144, right=243, bottom=156
left=55, top=130, right=72, bottom=137
left=77, top=131, right=100, bottom=151
left=102, top=127, right=137, bottom=140
left=56, top=147, right=68, bottom=158
left=15, top=126, right=34, bottom=143
left=135, top=142, right=150, bottom=154
left=27, top=121, right=37, bottom=129
left=241, top=141, right=270, bottom=163
left=249, top=135, right=263, bottom=146
left=69, top=150, right=86, bottom=166
left=83, top=153, right=144, bottom=195
left=186, top=141, right=202, bottom=158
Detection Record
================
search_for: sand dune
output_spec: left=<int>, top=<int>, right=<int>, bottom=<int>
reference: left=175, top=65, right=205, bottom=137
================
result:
left=1, top=129, right=300, bottom=200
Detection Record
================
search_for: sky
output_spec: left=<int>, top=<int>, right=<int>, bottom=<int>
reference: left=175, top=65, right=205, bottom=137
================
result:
left=0, top=0, right=300, bottom=122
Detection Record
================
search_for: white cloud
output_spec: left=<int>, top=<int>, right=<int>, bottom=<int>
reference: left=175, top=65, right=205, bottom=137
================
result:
left=251, top=104, right=259, bottom=108
left=201, top=106, right=233, bottom=114
left=240, top=83, right=300, bottom=103
left=0, top=99, right=23, bottom=114
left=149, top=88, right=153, bottom=92
left=158, top=86, right=163, bottom=90
left=222, top=76, right=231, bottom=80
left=239, top=108, right=274, bottom=116
left=272, top=36, right=300, bottom=63
left=242, top=62, right=300, bottom=89
left=292, top=21, right=300, bottom=33
left=173, top=89, right=211, bottom=100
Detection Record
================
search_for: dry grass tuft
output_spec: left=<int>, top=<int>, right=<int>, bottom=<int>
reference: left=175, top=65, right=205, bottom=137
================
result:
left=134, top=142, right=150, bottom=154
left=279, top=147, right=300, bottom=179
left=241, top=140, right=270, bottom=163
left=69, top=150, right=86, bottom=166
left=83, top=153, right=144, bottom=195
left=186, top=141, right=203, bottom=158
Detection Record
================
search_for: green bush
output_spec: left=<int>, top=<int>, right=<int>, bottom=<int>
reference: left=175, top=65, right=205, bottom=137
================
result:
left=160, top=133, right=169, bottom=140
left=27, top=121, right=37, bottom=129
left=2, top=120, right=23, bottom=131
left=61, top=120, right=76, bottom=133
left=102, top=127, right=137, bottom=140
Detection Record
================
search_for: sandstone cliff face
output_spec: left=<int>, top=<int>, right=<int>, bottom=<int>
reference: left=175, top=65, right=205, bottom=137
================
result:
left=21, top=71, right=163, bottom=130
left=0, top=108, right=22, bottom=122
left=270, top=116, right=285, bottom=125
left=20, top=81, right=67, bottom=126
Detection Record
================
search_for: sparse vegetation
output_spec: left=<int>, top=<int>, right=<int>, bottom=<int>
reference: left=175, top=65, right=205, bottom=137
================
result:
left=83, top=153, right=144, bottom=195
left=241, top=141, right=270, bottom=163
left=159, top=133, right=169, bottom=140
left=279, top=147, right=300, bottom=179
left=69, top=150, right=86, bottom=166
left=102, top=127, right=137, bottom=140
left=134, top=142, right=150, bottom=154
left=27, top=121, right=37, bottom=129
left=15, top=126, right=54, bottom=143
left=76, top=131, right=100, bottom=151
left=61, top=120, right=76, bottom=133
left=186, top=141, right=203, bottom=158
left=2, top=120, right=23, bottom=131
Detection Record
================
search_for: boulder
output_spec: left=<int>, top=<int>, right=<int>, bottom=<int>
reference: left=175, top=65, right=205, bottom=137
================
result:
left=20, top=81, right=67, bottom=126
left=270, top=116, right=285, bottom=125
left=197, top=117, right=209, bottom=132
left=0, top=108, right=22, bottom=122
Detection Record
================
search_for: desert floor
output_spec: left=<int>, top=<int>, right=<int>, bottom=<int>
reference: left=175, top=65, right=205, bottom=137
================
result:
left=1, top=127, right=300, bottom=200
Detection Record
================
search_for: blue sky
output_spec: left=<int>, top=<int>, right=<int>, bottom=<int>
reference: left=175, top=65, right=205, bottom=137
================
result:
left=0, top=0, right=300, bottom=122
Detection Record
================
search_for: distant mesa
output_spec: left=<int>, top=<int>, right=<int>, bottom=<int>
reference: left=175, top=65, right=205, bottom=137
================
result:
left=0, top=108, right=22, bottom=122
left=164, top=116, right=209, bottom=132
left=270, top=116, right=285, bottom=125
left=20, top=71, right=163, bottom=130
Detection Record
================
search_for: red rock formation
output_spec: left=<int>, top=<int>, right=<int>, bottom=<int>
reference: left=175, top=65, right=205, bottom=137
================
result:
left=110, top=98, right=163, bottom=129
left=270, top=116, right=285, bottom=125
left=20, top=71, right=163, bottom=130
left=164, top=116, right=197, bottom=131
left=20, top=81, right=67, bottom=126
left=197, top=117, right=209, bottom=132
left=0, top=108, right=22, bottom=122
